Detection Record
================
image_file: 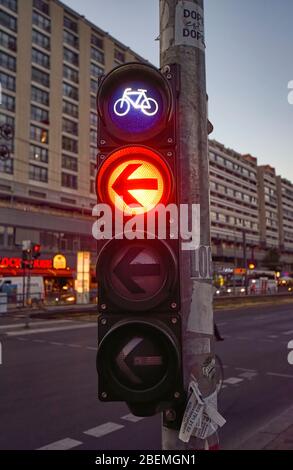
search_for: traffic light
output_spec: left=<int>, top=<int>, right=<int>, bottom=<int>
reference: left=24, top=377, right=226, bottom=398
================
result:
left=96, top=63, right=182, bottom=416
left=32, top=243, right=41, bottom=259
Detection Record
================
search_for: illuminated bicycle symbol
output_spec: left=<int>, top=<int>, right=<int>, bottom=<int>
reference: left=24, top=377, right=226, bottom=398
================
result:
left=114, top=88, right=159, bottom=117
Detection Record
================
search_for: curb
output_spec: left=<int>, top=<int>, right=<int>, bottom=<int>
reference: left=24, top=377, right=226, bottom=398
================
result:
left=238, top=405, right=293, bottom=450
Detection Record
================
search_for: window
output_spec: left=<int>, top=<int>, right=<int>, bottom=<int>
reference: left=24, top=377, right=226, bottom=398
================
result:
left=31, top=85, right=49, bottom=106
left=90, top=94, right=96, bottom=109
left=0, top=157, right=13, bottom=174
left=62, top=172, right=77, bottom=189
left=30, top=144, right=48, bottom=163
left=91, top=47, right=104, bottom=64
left=62, top=154, right=78, bottom=171
left=64, top=15, right=78, bottom=33
left=63, top=82, right=78, bottom=101
left=0, top=51, right=16, bottom=71
left=32, top=10, right=50, bottom=32
left=63, top=30, right=78, bottom=49
left=90, top=162, right=96, bottom=177
left=63, top=64, right=78, bottom=83
left=62, top=100, right=78, bottom=118
left=0, top=112, right=14, bottom=126
left=90, top=179, right=95, bottom=194
left=0, top=0, right=17, bottom=12
left=62, top=117, right=78, bottom=135
left=0, top=70, right=15, bottom=91
left=32, top=29, right=50, bottom=50
left=33, top=0, right=49, bottom=16
left=0, top=30, right=17, bottom=52
left=91, top=34, right=103, bottom=50
left=114, top=49, right=125, bottom=63
left=63, top=47, right=78, bottom=66
left=31, top=105, right=49, bottom=124
left=1, top=92, right=15, bottom=111
left=30, top=124, right=49, bottom=144
left=29, top=164, right=48, bottom=182
left=90, top=146, right=96, bottom=161
left=90, top=129, right=97, bottom=145
left=62, top=136, right=78, bottom=153
left=90, top=111, right=97, bottom=127
left=90, top=78, right=98, bottom=94
left=0, top=10, right=17, bottom=32
left=32, top=48, right=50, bottom=68
left=32, top=66, right=49, bottom=87
left=90, top=62, right=103, bottom=77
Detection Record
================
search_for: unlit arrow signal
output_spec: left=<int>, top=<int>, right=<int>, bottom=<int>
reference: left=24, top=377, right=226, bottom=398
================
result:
left=113, top=247, right=161, bottom=294
left=112, top=163, right=158, bottom=207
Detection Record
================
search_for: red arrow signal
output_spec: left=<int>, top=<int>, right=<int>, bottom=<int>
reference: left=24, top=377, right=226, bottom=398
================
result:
left=112, top=163, right=158, bottom=207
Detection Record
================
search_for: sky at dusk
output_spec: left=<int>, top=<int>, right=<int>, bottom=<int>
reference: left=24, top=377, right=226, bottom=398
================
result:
left=65, top=0, right=293, bottom=181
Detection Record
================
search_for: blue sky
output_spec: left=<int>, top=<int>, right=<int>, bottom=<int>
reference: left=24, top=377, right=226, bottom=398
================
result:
left=65, top=0, right=293, bottom=180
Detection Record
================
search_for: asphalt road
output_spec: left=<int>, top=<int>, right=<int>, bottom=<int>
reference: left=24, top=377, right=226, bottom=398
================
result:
left=0, top=302, right=292, bottom=450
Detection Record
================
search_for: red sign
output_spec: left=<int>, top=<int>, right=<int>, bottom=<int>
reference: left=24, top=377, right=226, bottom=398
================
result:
left=0, top=257, right=53, bottom=269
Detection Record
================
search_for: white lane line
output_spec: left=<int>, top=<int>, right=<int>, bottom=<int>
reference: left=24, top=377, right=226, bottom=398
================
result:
left=32, top=339, right=46, bottom=343
left=223, top=377, right=244, bottom=385
left=38, top=438, right=82, bottom=450
left=282, top=330, right=293, bottom=336
left=267, top=335, right=278, bottom=339
left=238, top=371, right=258, bottom=380
left=67, top=344, right=82, bottom=348
left=0, top=320, right=73, bottom=331
left=48, top=342, right=64, bottom=346
left=235, top=367, right=257, bottom=372
left=16, top=337, right=28, bottom=341
left=86, top=346, right=96, bottom=351
left=6, top=323, right=96, bottom=336
left=235, top=337, right=251, bottom=341
left=266, top=372, right=293, bottom=379
left=84, top=422, right=124, bottom=438
left=121, top=414, right=145, bottom=423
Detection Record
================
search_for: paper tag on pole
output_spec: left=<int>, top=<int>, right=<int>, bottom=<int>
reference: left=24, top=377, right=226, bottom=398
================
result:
left=179, top=376, right=204, bottom=443
left=193, top=390, right=226, bottom=440
left=179, top=377, right=226, bottom=442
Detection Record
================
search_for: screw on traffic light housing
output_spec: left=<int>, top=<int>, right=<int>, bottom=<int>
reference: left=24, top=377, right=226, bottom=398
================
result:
left=95, top=63, right=182, bottom=417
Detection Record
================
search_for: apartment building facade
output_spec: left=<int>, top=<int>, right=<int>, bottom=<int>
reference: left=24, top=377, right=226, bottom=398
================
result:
left=0, top=0, right=144, bottom=273
left=0, top=0, right=292, bottom=278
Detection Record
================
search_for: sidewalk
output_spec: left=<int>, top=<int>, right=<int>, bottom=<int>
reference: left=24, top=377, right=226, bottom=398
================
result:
left=238, top=405, right=293, bottom=450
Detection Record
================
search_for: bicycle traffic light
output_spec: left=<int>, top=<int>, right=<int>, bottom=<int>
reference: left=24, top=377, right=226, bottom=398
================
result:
left=95, top=63, right=182, bottom=416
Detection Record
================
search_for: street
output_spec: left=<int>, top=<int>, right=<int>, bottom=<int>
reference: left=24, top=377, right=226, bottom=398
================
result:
left=0, top=302, right=292, bottom=450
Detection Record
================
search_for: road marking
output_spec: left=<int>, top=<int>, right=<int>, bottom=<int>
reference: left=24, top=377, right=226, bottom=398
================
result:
left=260, top=339, right=274, bottom=343
left=121, top=414, right=145, bottom=423
left=238, top=371, right=258, bottom=380
left=224, top=377, right=244, bottom=385
left=32, top=339, right=46, bottom=343
left=235, top=367, right=257, bottom=372
left=282, top=330, right=293, bottom=336
left=84, top=422, right=124, bottom=438
left=16, top=337, right=28, bottom=341
left=48, top=341, right=64, bottom=346
left=6, top=323, right=96, bottom=336
left=67, top=344, right=82, bottom=348
left=0, top=320, right=73, bottom=331
left=38, top=438, right=82, bottom=450
left=86, top=346, right=96, bottom=351
left=267, top=335, right=278, bottom=339
left=266, top=372, right=293, bottom=379
left=235, top=337, right=251, bottom=341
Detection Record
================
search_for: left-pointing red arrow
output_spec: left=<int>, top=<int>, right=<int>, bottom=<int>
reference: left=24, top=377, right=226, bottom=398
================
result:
left=112, top=163, right=158, bottom=207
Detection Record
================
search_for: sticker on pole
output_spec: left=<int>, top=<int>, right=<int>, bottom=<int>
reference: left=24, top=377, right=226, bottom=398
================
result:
left=175, top=1, right=205, bottom=51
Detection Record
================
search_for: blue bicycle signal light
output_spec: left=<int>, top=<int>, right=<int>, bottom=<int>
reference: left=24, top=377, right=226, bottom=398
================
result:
left=97, top=63, right=173, bottom=143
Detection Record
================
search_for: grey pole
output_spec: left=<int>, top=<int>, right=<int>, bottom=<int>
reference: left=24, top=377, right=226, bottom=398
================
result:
left=160, top=0, right=219, bottom=450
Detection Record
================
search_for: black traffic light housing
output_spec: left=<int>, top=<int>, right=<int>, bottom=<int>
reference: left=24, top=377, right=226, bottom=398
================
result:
left=96, top=62, right=182, bottom=416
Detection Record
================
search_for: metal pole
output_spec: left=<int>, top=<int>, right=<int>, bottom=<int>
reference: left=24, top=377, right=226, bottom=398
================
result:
left=160, top=0, right=218, bottom=450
